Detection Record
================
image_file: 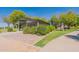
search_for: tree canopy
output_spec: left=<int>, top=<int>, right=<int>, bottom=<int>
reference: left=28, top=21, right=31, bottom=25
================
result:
left=33, top=17, right=48, bottom=23
left=3, top=10, right=79, bottom=30
left=3, top=17, right=11, bottom=27
left=50, top=11, right=78, bottom=29
left=9, top=10, right=27, bottom=25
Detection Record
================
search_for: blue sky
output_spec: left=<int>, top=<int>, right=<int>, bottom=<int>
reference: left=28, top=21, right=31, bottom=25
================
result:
left=0, top=7, right=79, bottom=27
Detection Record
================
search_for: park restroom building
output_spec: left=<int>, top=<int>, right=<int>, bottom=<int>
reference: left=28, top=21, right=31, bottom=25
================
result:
left=15, top=17, right=49, bottom=30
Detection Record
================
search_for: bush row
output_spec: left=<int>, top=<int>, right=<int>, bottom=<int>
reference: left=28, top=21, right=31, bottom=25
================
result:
left=23, top=26, right=36, bottom=34
left=23, top=25, right=55, bottom=35
left=6, top=27, right=17, bottom=32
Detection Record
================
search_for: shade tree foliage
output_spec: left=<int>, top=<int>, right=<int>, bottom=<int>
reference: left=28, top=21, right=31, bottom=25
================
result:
left=3, top=10, right=79, bottom=31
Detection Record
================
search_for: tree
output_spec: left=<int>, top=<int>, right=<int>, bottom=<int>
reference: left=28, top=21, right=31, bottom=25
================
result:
left=76, top=15, right=79, bottom=26
left=33, top=17, right=48, bottom=23
left=59, top=13, right=67, bottom=29
left=60, top=11, right=77, bottom=29
left=3, top=17, right=11, bottom=27
left=51, top=16, right=62, bottom=28
left=9, top=10, right=27, bottom=25
left=65, top=11, right=77, bottom=28
left=33, top=17, right=48, bottom=26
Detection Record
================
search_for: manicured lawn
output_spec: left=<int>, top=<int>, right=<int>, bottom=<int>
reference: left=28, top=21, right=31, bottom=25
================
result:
left=35, top=29, right=77, bottom=47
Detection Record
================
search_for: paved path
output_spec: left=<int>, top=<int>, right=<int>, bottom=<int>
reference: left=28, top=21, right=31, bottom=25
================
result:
left=0, top=32, right=41, bottom=52
left=40, top=30, right=79, bottom=52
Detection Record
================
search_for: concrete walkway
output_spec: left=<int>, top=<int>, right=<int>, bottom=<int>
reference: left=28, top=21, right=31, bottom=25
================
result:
left=0, top=32, right=41, bottom=52
left=40, top=30, right=79, bottom=52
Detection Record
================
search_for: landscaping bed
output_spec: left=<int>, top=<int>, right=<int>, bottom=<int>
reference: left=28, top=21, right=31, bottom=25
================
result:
left=35, top=29, right=77, bottom=47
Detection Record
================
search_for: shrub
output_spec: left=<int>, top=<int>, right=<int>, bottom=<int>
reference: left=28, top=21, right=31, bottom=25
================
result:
left=36, top=25, right=50, bottom=35
left=7, top=27, right=13, bottom=32
left=23, top=25, right=55, bottom=35
left=23, top=26, right=36, bottom=34
left=13, top=28, right=17, bottom=32
left=47, top=25, right=55, bottom=32
left=75, top=26, right=79, bottom=29
left=0, top=29, right=3, bottom=33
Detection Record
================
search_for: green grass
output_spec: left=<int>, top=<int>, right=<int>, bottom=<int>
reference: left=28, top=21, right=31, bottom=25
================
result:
left=35, top=29, right=77, bottom=47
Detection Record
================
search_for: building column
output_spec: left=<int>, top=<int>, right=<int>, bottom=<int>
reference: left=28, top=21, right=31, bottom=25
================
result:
left=18, top=21, right=20, bottom=31
left=50, top=22, right=52, bottom=26
left=36, top=22, right=39, bottom=31
left=37, top=21, right=39, bottom=27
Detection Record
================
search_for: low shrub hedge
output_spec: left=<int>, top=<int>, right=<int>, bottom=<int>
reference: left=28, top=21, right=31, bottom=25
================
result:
left=0, top=29, right=3, bottom=33
left=36, top=25, right=50, bottom=35
left=23, top=26, right=36, bottom=34
left=47, top=25, right=55, bottom=32
left=23, top=25, right=55, bottom=35
left=7, top=27, right=13, bottom=32
left=13, top=28, right=17, bottom=32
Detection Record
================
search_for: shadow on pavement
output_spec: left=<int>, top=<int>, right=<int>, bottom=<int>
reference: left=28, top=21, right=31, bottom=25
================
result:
left=66, top=34, right=79, bottom=41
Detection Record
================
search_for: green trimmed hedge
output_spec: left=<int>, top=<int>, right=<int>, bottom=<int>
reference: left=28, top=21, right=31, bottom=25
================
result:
left=0, top=29, right=3, bottom=33
left=23, top=25, right=55, bottom=35
left=7, top=27, right=13, bottom=32
left=36, top=25, right=50, bottom=35
left=47, top=25, right=55, bottom=32
left=23, top=26, right=36, bottom=34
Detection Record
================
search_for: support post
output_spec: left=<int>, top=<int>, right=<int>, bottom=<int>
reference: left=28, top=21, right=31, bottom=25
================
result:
left=18, top=21, right=20, bottom=31
left=36, top=21, right=39, bottom=31
left=50, top=22, right=52, bottom=26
